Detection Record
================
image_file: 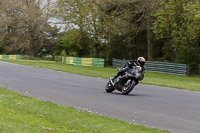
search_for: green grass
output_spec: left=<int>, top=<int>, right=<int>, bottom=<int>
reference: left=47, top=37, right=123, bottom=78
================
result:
left=0, top=87, right=169, bottom=133
left=143, top=72, right=200, bottom=91
left=1, top=59, right=200, bottom=91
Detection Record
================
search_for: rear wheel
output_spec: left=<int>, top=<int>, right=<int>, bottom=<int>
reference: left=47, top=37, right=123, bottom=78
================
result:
left=105, top=81, right=115, bottom=93
left=122, top=80, right=136, bottom=95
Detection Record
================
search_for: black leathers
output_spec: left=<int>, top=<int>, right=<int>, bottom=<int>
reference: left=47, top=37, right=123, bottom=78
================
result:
left=114, top=60, right=145, bottom=80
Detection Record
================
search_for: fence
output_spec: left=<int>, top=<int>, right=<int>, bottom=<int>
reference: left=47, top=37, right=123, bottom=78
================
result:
left=0, top=55, right=21, bottom=60
left=62, top=57, right=104, bottom=67
left=112, top=58, right=187, bottom=76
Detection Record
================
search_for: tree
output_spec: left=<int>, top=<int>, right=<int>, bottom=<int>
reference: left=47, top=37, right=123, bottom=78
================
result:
left=0, top=0, right=58, bottom=57
left=152, top=0, right=200, bottom=49
left=152, top=0, right=200, bottom=71
left=141, top=0, right=159, bottom=61
left=99, top=0, right=158, bottom=60
left=52, top=0, right=169, bottom=62
left=54, top=29, right=93, bottom=57
left=53, top=0, right=109, bottom=57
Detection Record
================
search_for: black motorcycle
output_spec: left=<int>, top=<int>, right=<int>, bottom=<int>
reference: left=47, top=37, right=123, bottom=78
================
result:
left=105, top=66, right=143, bottom=95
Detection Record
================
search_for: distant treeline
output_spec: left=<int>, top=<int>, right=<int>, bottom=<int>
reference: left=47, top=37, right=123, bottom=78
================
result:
left=0, top=0, right=199, bottom=72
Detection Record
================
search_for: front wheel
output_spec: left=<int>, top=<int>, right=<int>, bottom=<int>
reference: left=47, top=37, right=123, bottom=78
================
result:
left=105, top=81, right=115, bottom=93
left=122, top=80, right=136, bottom=95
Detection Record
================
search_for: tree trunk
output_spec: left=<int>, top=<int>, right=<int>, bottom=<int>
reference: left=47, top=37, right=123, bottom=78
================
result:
left=95, top=43, right=100, bottom=58
left=147, top=17, right=153, bottom=61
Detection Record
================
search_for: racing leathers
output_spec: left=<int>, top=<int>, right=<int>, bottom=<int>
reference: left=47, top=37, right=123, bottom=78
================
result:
left=111, top=60, right=145, bottom=85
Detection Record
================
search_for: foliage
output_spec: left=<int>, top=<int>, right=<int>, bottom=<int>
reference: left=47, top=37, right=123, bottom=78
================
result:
left=0, top=0, right=58, bottom=57
left=54, top=31, right=79, bottom=56
left=152, top=0, right=200, bottom=59
left=156, top=1, right=198, bottom=45
left=54, top=29, right=93, bottom=57
left=176, top=48, right=200, bottom=71
left=99, top=0, right=153, bottom=60
left=53, top=0, right=99, bottom=57
left=0, top=39, right=5, bottom=54
left=0, top=0, right=199, bottom=68
left=152, top=0, right=200, bottom=72
left=53, top=0, right=158, bottom=60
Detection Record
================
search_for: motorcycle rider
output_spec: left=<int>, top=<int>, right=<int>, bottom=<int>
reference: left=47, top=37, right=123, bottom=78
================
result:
left=110, top=57, right=146, bottom=85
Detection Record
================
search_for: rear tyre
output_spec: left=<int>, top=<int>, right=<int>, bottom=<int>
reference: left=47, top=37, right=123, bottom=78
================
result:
left=122, top=80, right=136, bottom=95
left=105, top=81, right=115, bottom=93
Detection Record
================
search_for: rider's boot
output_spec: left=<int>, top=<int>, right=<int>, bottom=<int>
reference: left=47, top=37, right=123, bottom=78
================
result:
left=110, top=76, right=117, bottom=86
left=110, top=72, right=121, bottom=85
left=110, top=68, right=126, bottom=86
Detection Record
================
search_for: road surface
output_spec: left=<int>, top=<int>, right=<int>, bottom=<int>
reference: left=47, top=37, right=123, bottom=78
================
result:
left=0, top=61, right=200, bottom=133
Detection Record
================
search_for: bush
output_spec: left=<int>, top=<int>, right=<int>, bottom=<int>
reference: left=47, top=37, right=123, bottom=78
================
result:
left=176, top=48, right=200, bottom=74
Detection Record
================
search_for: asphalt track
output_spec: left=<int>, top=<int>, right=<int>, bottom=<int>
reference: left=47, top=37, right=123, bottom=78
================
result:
left=0, top=61, right=200, bottom=133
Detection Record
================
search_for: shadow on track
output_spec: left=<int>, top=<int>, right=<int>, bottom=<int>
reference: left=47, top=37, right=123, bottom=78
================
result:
left=104, top=92, right=151, bottom=97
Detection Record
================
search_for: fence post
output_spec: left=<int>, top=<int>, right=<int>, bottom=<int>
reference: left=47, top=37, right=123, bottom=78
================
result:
left=187, top=64, right=190, bottom=76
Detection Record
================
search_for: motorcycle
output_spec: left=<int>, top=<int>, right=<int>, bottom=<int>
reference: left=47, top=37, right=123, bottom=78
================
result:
left=105, top=66, right=143, bottom=95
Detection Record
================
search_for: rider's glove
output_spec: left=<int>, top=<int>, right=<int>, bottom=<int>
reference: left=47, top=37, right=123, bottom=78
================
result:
left=120, top=67, right=129, bottom=72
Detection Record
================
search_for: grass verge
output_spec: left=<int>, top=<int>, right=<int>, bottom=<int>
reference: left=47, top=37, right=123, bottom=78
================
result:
left=0, top=87, right=169, bottom=133
left=1, top=59, right=200, bottom=91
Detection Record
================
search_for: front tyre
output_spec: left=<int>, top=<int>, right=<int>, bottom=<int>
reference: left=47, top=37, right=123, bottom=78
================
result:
left=105, top=81, right=115, bottom=93
left=122, top=80, right=136, bottom=95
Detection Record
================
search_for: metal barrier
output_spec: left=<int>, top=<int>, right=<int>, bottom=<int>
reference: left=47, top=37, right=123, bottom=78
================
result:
left=62, top=57, right=104, bottom=67
left=0, top=55, right=21, bottom=60
left=112, top=58, right=127, bottom=68
left=112, top=58, right=187, bottom=76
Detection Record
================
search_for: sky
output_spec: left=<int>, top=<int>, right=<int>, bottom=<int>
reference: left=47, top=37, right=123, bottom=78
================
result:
left=41, top=0, right=66, bottom=32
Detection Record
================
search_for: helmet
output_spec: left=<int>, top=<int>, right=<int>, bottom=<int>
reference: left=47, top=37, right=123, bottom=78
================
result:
left=137, top=57, right=146, bottom=67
